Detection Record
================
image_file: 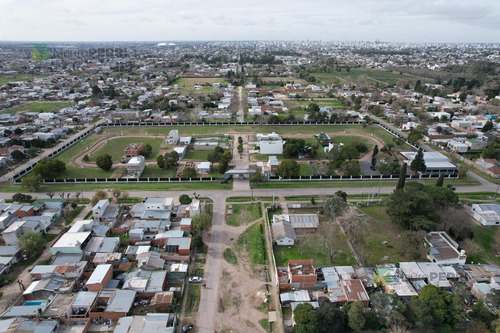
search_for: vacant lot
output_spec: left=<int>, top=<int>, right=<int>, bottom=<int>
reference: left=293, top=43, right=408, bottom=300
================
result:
left=331, top=135, right=374, bottom=149
left=3, top=101, right=74, bottom=114
left=0, top=74, right=46, bottom=85
left=286, top=99, right=344, bottom=109
left=226, top=203, right=262, bottom=226
left=184, top=150, right=211, bottom=161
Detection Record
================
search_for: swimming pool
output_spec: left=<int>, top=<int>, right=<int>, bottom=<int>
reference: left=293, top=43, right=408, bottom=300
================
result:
left=23, top=301, right=43, bottom=306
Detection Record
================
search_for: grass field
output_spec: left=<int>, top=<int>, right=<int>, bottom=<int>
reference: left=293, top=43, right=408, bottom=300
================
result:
left=0, top=74, right=46, bottom=85
left=184, top=150, right=212, bottom=161
left=59, top=165, right=116, bottom=179
left=331, top=135, right=374, bottom=149
left=311, top=68, right=435, bottom=87
left=237, top=222, right=266, bottom=267
left=273, top=224, right=357, bottom=266
left=359, top=206, right=406, bottom=265
left=185, top=284, right=201, bottom=314
left=226, top=203, right=262, bottom=226
left=223, top=248, right=238, bottom=265
left=277, top=163, right=314, bottom=177
left=286, top=99, right=345, bottom=109
left=2, top=101, right=75, bottom=114
left=3, top=181, right=232, bottom=193
left=88, top=137, right=166, bottom=162
left=141, top=165, right=176, bottom=178
left=469, top=226, right=500, bottom=266
left=261, top=77, right=308, bottom=85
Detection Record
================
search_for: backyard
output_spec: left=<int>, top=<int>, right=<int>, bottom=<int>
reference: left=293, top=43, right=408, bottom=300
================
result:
left=226, top=203, right=262, bottom=227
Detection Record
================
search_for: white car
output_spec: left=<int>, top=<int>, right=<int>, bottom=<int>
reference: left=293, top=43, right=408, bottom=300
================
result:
left=188, top=276, right=202, bottom=283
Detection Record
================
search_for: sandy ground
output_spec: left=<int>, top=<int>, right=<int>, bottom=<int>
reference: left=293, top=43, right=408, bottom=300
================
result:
left=214, top=219, right=269, bottom=333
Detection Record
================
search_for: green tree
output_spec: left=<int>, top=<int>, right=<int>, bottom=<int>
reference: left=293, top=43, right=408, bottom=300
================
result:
left=191, top=235, right=205, bottom=249
left=470, top=300, right=495, bottom=329
left=407, top=130, right=423, bottom=144
left=33, top=159, right=66, bottom=178
left=222, top=150, right=233, bottom=162
left=26, top=147, right=39, bottom=158
left=348, top=301, right=366, bottom=331
left=96, top=154, right=113, bottom=171
left=435, top=174, right=444, bottom=187
left=343, top=145, right=360, bottom=160
left=283, top=144, right=300, bottom=159
left=21, top=174, right=43, bottom=192
left=481, top=120, right=494, bottom=132
left=410, top=148, right=426, bottom=173
left=179, top=194, right=192, bottom=205
left=407, top=298, right=434, bottom=329
left=339, top=160, right=361, bottom=176
left=218, top=159, right=229, bottom=174
left=156, top=155, right=165, bottom=169
left=324, top=195, right=347, bottom=220
left=91, top=189, right=107, bottom=206
left=387, top=183, right=440, bottom=230
left=18, top=231, right=45, bottom=258
left=280, top=159, right=300, bottom=178
left=183, top=167, right=198, bottom=178
left=11, top=150, right=25, bottom=161
left=192, top=213, right=212, bottom=233
left=138, top=143, right=152, bottom=157
left=418, top=284, right=447, bottom=323
left=164, top=151, right=179, bottom=168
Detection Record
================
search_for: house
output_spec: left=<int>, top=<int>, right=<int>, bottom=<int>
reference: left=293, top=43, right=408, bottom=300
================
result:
left=257, top=132, right=283, bottom=155
left=93, top=290, right=137, bottom=322
left=425, top=231, right=466, bottom=265
left=92, top=199, right=122, bottom=227
left=471, top=204, right=500, bottom=226
left=1, top=220, right=41, bottom=246
left=167, top=130, right=179, bottom=144
left=273, top=214, right=319, bottom=232
left=186, top=199, right=200, bottom=217
left=84, top=236, right=119, bottom=254
left=401, top=151, right=457, bottom=175
left=196, top=161, right=211, bottom=173
left=180, top=218, right=192, bottom=232
left=374, top=264, right=418, bottom=301
left=447, top=140, right=468, bottom=153
left=123, top=143, right=143, bottom=160
left=150, top=292, right=174, bottom=312
left=85, top=264, right=113, bottom=292
left=122, top=270, right=167, bottom=296
left=465, top=138, right=486, bottom=150
left=173, top=146, right=187, bottom=159
left=50, top=231, right=92, bottom=255
left=137, top=251, right=165, bottom=271
left=289, top=260, right=317, bottom=284
left=127, top=156, right=146, bottom=178
left=262, top=156, right=279, bottom=177
left=272, top=220, right=296, bottom=246
left=115, top=313, right=176, bottom=333
left=165, top=237, right=191, bottom=255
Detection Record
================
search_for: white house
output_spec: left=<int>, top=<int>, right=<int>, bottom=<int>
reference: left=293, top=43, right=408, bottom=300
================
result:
left=144, top=197, right=174, bottom=211
left=471, top=204, right=500, bottom=226
left=127, top=156, right=146, bottom=178
left=447, top=140, right=468, bottom=153
left=196, top=162, right=211, bottom=174
left=272, top=220, right=296, bottom=246
left=167, top=130, right=179, bottom=144
left=257, top=132, right=283, bottom=155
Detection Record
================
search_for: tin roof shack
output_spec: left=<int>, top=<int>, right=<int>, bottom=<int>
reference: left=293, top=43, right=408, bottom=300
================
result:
left=318, top=266, right=347, bottom=304
left=115, top=313, right=176, bottom=333
left=374, top=264, right=418, bottom=301
left=91, top=290, right=136, bottom=323
left=137, top=252, right=165, bottom=271
left=471, top=277, right=500, bottom=301
left=165, top=237, right=191, bottom=256
left=122, top=270, right=167, bottom=297
left=425, top=231, right=466, bottom=265
left=273, top=214, right=319, bottom=234
left=84, top=237, right=119, bottom=255
left=22, top=276, right=74, bottom=300
left=150, top=291, right=174, bottom=312
left=272, top=220, right=296, bottom=246
left=92, top=252, right=122, bottom=268
left=124, top=245, right=151, bottom=261
left=86, top=264, right=113, bottom=292
left=42, top=293, right=74, bottom=320
left=69, top=291, right=98, bottom=320
left=340, top=279, right=370, bottom=306
left=30, top=261, right=87, bottom=281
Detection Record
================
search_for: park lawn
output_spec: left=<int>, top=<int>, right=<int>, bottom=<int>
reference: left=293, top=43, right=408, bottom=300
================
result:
left=330, top=136, right=374, bottom=150
left=468, top=226, right=500, bottom=266
left=58, top=165, right=115, bottom=179
left=278, top=163, right=314, bottom=177
left=237, top=222, right=266, bottom=267
left=3, top=181, right=232, bottom=193
left=227, top=203, right=262, bottom=226
left=296, top=99, right=344, bottom=108
left=89, top=137, right=165, bottom=162
left=253, top=180, right=400, bottom=189
left=274, top=228, right=357, bottom=267
left=0, top=74, right=46, bottom=85
left=184, top=150, right=211, bottom=161
left=2, top=101, right=74, bottom=114
left=359, top=206, right=406, bottom=265
left=141, top=165, right=176, bottom=178
left=55, top=134, right=104, bottom=164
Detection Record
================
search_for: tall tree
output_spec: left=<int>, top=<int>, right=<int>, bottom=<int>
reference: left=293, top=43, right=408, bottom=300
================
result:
left=396, top=163, right=407, bottom=190
left=410, top=148, right=426, bottom=173
left=96, top=154, right=113, bottom=171
left=280, top=159, right=300, bottom=178
left=324, top=196, right=347, bottom=220
left=18, top=231, right=45, bottom=258
left=435, top=174, right=444, bottom=187
left=348, top=301, right=366, bottom=332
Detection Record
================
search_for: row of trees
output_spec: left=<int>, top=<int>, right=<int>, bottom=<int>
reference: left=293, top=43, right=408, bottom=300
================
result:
left=294, top=285, right=500, bottom=332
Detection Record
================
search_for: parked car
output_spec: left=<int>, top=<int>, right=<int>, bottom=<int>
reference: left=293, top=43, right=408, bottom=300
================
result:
left=182, top=323, right=194, bottom=332
left=188, top=276, right=202, bottom=283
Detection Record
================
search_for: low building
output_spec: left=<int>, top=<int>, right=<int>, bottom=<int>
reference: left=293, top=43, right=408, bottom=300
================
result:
left=124, top=142, right=143, bottom=159
left=86, top=264, right=113, bottom=292
left=150, top=292, right=174, bottom=312
left=401, top=151, right=457, bottom=175
left=50, top=231, right=92, bottom=255
left=93, top=290, right=137, bottom=322
left=447, top=140, right=468, bottom=153
left=374, top=265, right=418, bottom=301
left=425, top=231, right=466, bottom=265
left=115, top=313, right=176, bottom=333
left=272, top=220, right=296, bottom=246
left=472, top=204, right=500, bottom=226
left=173, top=146, right=187, bottom=159
left=167, top=130, right=179, bottom=144
left=196, top=161, right=211, bottom=173
left=127, top=156, right=146, bottom=178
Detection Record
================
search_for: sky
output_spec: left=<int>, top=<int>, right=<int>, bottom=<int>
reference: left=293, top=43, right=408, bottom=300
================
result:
left=0, top=0, right=499, bottom=43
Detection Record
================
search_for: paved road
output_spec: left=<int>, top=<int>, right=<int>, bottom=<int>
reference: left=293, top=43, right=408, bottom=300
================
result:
left=237, top=86, right=244, bottom=123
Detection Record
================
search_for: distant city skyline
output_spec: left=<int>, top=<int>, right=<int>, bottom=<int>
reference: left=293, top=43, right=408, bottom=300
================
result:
left=0, top=0, right=499, bottom=43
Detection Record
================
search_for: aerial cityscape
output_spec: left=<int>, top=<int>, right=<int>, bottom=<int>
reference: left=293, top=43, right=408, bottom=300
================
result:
left=0, top=2, right=499, bottom=333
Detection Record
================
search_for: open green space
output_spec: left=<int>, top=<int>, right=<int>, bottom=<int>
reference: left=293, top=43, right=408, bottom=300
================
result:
left=359, top=206, right=407, bottom=265
left=273, top=224, right=357, bottom=266
left=2, top=101, right=74, bottom=114
left=291, top=99, right=345, bottom=108
left=226, top=196, right=273, bottom=202
left=277, top=163, right=314, bottom=177
left=469, top=226, right=500, bottom=266
left=185, top=284, right=201, bottom=314
left=237, top=222, right=266, bottom=267
left=253, top=180, right=399, bottom=189
left=89, top=137, right=166, bottom=162
left=311, top=68, right=435, bottom=87
left=226, top=203, right=262, bottom=226
left=223, top=248, right=238, bottom=265
left=184, top=150, right=211, bottom=161
left=141, top=165, right=176, bottom=178
left=0, top=74, right=46, bottom=85
left=330, top=135, right=374, bottom=150
left=58, top=165, right=116, bottom=179
left=3, top=181, right=232, bottom=193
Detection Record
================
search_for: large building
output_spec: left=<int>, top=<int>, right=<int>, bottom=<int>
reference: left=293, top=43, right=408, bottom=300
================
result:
left=256, top=132, right=283, bottom=155
left=471, top=204, right=500, bottom=226
left=401, top=151, right=457, bottom=175
left=425, top=231, right=467, bottom=265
